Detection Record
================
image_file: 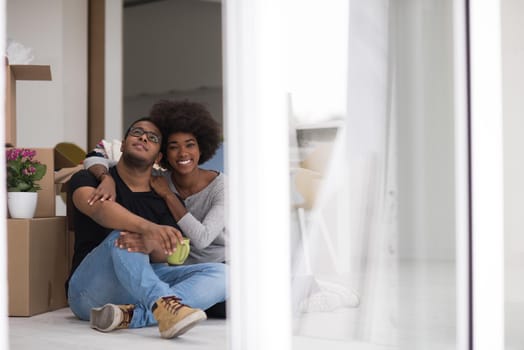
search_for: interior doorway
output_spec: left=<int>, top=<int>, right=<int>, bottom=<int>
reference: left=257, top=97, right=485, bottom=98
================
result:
left=122, top=0, right=223, bottom=134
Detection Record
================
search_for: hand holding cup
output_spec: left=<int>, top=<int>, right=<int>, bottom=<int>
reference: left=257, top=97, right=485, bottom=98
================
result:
left=167, top=238, right=190, bottom=265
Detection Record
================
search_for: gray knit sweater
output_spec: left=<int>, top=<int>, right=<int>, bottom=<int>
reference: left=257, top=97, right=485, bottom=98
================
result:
left=164, top=171, right=227, bottom=264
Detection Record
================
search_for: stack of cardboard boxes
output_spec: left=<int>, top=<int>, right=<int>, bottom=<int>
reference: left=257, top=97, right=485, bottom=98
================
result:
left=5, top=59, right=73, bottom=316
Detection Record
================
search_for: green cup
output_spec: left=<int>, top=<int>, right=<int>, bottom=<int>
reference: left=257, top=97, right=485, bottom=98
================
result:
left=167, top=238, right=190, bottom=265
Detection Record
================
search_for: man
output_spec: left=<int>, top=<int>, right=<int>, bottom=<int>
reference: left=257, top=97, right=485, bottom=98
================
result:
left=67, top=117, right=226, bottom=339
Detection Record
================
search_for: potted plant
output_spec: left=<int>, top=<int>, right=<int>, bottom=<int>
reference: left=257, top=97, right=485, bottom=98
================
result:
left=6, top=148, right=47, bottom=218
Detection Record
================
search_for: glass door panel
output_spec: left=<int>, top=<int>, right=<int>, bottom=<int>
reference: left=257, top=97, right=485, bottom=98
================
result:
left=285, top=1, right=466, bottom=349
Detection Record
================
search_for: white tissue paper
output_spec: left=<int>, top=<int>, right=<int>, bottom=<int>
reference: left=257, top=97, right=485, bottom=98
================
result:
left=6, top=39, right=34, bottom=64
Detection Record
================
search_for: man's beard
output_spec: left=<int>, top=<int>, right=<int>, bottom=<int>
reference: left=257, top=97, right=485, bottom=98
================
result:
left=121, top=152, right=155, bottom=169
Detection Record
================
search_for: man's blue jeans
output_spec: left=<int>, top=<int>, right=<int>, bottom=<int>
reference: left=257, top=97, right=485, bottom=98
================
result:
left=68, top=231, right=227, bottom=328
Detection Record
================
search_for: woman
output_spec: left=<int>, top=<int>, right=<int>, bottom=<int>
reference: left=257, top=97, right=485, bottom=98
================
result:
left=149, top=100, right=226, bottom=266
left=85, top=100, right=227, bottom=317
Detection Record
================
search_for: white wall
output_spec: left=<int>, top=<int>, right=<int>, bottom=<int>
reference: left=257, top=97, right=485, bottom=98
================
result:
left=6, top=0, right=88, bottom=150
left=5, top=0, right=220, bottom=145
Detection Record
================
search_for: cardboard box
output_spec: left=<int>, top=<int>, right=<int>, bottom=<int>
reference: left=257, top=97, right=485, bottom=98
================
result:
left=54, top=164, right=83, bottom=227
left=33, top=148, right=56, bottom=217
left=6, top=148, right=56, bottom=218
left=5, top=58, right=52, bottom=146
left=7, top=217, right=68, bottom=316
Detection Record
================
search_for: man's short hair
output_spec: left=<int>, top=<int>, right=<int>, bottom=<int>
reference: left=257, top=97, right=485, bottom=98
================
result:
left=124, top=117, right=161, bottom=138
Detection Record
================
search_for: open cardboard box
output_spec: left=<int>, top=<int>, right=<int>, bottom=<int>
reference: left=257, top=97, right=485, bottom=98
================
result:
left=6, top=150, right=82, bottom=316
left=4, top=58, right=85, bottom=316
left=5, top=58, right=52, bottom=146
left=6, top=156, right=82, bottom=316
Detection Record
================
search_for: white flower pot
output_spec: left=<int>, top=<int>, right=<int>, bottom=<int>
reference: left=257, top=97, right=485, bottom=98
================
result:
left=7, top=192, right=38, bottom=219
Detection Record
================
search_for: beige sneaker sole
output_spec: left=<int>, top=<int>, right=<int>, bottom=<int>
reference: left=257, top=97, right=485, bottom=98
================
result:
left=160, top=309, right=207, bottom=339
left=90, top=304, right=122, bottom=332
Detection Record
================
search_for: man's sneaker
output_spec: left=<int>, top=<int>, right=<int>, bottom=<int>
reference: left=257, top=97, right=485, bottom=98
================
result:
left=90, top=304, right=134, bottom=332
left=152, top=296, right=207, bottom=339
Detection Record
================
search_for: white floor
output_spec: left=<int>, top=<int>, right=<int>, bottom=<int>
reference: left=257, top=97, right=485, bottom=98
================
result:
left=8, top=307, right=389, bottom=350
left=9, top=307, right=228, bottom=350
left=6, top=261, right=449, bottom=350
left=8, top=261, right=524, bottom=350
left=505, top=264, right=524, bottom=350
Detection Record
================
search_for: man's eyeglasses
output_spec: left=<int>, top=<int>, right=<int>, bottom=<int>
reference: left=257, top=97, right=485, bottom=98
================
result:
left=128, top=127, right=161, bottom=144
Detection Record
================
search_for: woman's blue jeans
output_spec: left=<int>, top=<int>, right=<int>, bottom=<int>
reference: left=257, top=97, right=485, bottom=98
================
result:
left=68, top=230, right=227, bottom=328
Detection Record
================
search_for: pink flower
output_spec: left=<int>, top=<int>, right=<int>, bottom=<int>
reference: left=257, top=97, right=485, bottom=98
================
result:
left=5, top=148, right=47, bottom=192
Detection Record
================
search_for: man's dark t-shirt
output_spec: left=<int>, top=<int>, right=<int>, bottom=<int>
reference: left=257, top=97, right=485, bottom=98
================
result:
left=67, top=166, right=180, bottom=290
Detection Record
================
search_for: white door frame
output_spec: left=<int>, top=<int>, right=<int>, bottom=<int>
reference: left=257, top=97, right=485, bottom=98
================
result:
left=224, top=1, right=293, bottom=349
left=0, top=0, right=8, bottom=348
left=468, top=1, right=505, bottom=349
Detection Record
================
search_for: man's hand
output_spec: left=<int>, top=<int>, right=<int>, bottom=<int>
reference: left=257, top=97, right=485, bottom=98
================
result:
left=141, top=222, right=184, bottom=255
left=88, top=175, right=117, bottom=205
left=74, top=186, right=183, bottom=255
left=116, top=223, right=184, bottom=262
left=116, top=231, right=156, bottom=254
